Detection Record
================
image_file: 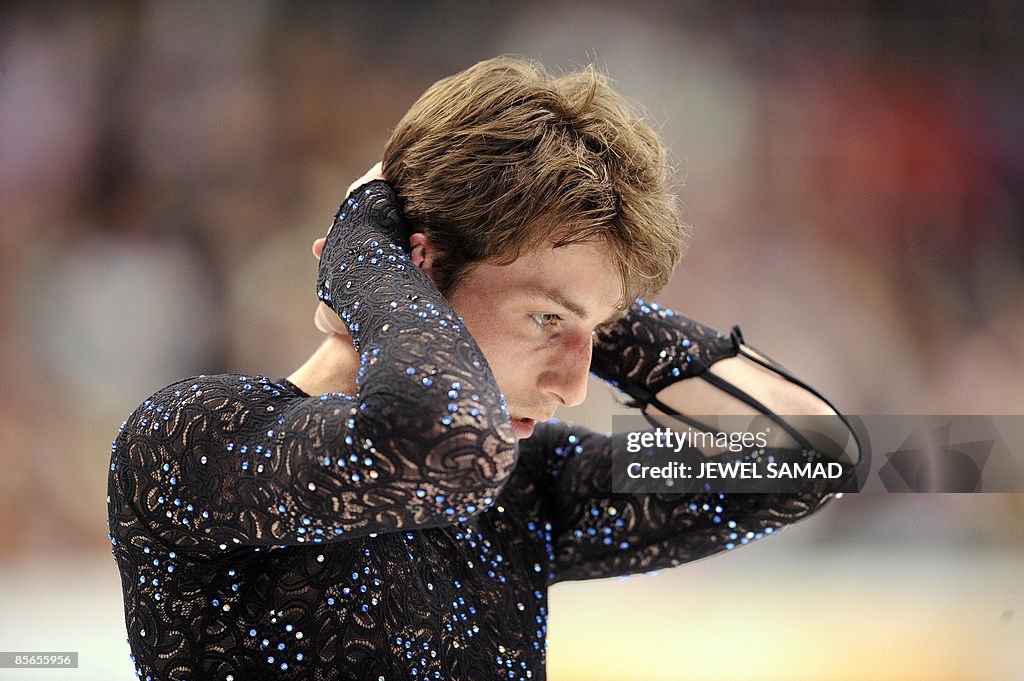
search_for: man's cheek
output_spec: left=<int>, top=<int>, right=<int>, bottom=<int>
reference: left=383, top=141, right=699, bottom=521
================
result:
left=491, top=361, right=527, bottom=398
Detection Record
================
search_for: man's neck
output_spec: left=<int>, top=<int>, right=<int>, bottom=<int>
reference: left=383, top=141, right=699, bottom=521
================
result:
left=287, top=334, right=360, bottom=396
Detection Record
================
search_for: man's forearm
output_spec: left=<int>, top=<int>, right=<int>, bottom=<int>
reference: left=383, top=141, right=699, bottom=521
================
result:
left=591, top=300, right=859, bottom=464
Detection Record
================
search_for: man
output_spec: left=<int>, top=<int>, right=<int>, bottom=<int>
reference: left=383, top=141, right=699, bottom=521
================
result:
left=109, top=57, right=856, bottom=680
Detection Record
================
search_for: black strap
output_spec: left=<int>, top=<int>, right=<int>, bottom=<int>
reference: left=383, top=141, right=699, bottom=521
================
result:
left=734, top=342, right=862, bottom=464
left=645, top=396, right=725, bottom=437
left=697, top=370, right=817, bottom=452
left=643, top=324, right=862, bottom=463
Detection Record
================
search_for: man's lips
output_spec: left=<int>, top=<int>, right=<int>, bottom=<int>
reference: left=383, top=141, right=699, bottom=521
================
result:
left=510, top=417, right=536, bottom=439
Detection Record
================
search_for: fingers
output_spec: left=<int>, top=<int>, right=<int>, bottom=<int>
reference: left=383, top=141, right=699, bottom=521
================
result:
left=312, top=237, right=326, bottom=260
left=345, top=161, right=385, bottom=197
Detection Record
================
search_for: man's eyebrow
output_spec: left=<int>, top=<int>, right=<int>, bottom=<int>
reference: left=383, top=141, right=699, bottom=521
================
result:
left=525, top=285, right=627, bottom=327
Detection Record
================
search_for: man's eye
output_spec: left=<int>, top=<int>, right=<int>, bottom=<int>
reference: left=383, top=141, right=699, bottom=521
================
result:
left=531, top=313, right=561, bottom=329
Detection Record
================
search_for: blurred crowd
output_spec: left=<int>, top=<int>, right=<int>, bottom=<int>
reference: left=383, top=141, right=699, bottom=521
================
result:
left=1, top=1, right=1022, bottom=559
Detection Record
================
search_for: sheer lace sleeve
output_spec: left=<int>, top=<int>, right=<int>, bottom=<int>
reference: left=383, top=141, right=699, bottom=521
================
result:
left=526, top=300, right=860, bottom=583
left=108, top=181, right=517, bottom=553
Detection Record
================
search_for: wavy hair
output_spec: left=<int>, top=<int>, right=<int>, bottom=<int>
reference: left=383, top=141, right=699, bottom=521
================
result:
left=383, top=56, right=685, bottom=302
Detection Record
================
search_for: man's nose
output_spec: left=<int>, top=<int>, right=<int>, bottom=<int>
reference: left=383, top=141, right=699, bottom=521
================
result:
left=543, top=334, right=592, bottom=408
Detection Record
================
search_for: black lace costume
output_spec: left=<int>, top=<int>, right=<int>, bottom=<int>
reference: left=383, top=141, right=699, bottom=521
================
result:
left=108, top=182, right=856, bottom=680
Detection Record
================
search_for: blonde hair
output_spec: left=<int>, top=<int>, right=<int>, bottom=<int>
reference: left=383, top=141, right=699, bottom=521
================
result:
left=383, top=56, right=685, bottom=301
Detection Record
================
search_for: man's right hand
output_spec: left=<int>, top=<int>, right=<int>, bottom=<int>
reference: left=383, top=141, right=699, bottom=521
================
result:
left=312, top=162, right=386, bottom=336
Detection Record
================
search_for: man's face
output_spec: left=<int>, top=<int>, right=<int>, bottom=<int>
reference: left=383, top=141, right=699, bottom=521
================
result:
left=443, top=241, right=625, bottom=439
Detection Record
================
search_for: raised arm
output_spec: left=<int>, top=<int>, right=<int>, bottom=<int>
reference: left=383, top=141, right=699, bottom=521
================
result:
left=592, top=300, right=860, bottom=460
left=528, top=300, right=859, bottom=583
left=108, top=181, right=517, bottom=553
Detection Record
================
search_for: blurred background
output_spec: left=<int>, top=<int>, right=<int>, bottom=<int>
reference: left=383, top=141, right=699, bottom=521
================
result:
left=1, top=1, right=1022, bottom=679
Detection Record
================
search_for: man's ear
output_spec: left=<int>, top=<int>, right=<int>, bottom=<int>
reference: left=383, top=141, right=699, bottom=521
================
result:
left=409, top=232, right=439, bottom=284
